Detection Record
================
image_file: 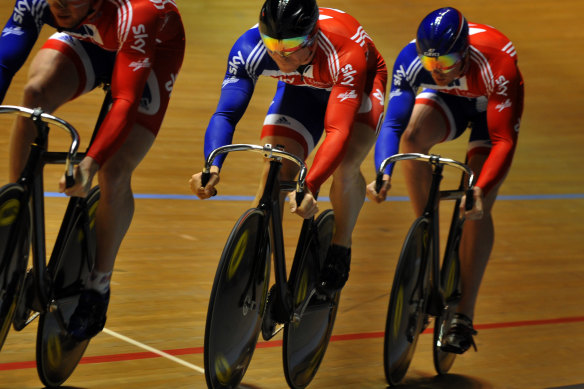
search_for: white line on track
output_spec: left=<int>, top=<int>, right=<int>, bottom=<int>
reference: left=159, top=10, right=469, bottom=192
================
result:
left=103, top=328, right=205, bottom=374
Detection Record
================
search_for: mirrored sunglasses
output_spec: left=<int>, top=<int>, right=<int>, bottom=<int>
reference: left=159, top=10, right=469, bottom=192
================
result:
left=260, top=33, right=315, bottom=57
left=419, top=52, right=463, bottom=74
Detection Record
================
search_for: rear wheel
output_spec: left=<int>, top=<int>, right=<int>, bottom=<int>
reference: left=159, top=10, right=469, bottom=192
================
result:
left=384, top=217, right=432, bottom=386
left=204, top=208, right=271, bottom=389
left=36, top=187, right=100, bottom=387
left=283, top=209, right=338, bottom=389
left=0, top=184, right=28, bottom=351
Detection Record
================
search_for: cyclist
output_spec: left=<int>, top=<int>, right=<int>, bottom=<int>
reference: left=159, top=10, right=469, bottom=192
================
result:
left=0, top=0, right=185, bottom=340
left=190, top=0, right=387, bottom=296
left=367, top=7, right=524, bottom=354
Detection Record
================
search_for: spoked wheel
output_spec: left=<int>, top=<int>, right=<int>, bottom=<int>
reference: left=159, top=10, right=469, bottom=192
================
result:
left=433, top=217, right=464, bottom=375
left=204, top=208, right=271, bottom=389
left=0, top=184, right=29, bottom=351
left=283, top=209, right=339, bottom=389
left=384, top=217, right=432, bottom=386
left=37, top=187, right=100, bottom=387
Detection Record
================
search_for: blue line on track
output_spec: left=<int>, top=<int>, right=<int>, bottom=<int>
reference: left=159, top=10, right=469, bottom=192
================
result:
left=43, top=192, right=584, bottom=201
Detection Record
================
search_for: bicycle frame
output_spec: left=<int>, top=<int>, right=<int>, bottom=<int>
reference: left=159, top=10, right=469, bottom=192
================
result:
left=1, top=87, right=111, bottom=323
left=377, top=153, right=474, bottom=315
left=203, top=143, right=308, bottom=321
left=0, top=106, right=79, bottom=310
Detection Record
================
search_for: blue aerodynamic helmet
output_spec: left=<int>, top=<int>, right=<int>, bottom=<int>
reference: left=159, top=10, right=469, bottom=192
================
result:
left=416, top=7, right=469, bottom=58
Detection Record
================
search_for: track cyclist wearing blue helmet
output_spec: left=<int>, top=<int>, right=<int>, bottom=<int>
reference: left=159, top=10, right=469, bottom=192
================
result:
left=367, top=7, right=524, bottom=354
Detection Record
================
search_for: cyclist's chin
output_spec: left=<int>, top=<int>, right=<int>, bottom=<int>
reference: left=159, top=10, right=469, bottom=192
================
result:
left=54, top=16, right=81, bottom=29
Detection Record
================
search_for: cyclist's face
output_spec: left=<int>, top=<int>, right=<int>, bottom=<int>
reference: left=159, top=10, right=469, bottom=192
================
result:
left=47, top=0, right=92, bottom=28
left=267, top=46, right=315, bottom=73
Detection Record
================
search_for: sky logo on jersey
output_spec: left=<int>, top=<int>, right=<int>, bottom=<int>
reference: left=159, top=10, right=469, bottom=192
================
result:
left=13, top=0, right=31, bottom=25
left=228, top=51, right=245, bottom=75
left=340, top=64, right=357, bottom=87
left=129, top=57, right=152, bottom=72
left=337, top=90, right=358, bottom=102
left=131, top=25, right=148, bottom=54
left=495, top=76, right=509, bottom=97
left=2, top=26, right=24, bottom=37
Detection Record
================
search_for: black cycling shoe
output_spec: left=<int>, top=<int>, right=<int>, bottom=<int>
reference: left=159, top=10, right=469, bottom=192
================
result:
left=317, top=244, right=351, bottom=296
left=68, top=289, right=110, bottom=341
left=440, top=313, right=478, bottom=354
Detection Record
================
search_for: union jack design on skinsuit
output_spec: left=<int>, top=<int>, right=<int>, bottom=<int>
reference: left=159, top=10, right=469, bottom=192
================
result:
left=204, top=7, right=388, bottom=193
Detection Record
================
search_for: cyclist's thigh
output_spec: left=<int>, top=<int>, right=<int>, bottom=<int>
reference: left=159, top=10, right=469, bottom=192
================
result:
left=99, top=124, right=156, bottom=184
left=34, top=33, right=116, bottom=108
left=134, top=45, right=185, bottom=137
left=405, top=89, right=474, bottom=149
left=261, top=82, right=329, bottom=160
left=465, top=97, right=492, bottom=160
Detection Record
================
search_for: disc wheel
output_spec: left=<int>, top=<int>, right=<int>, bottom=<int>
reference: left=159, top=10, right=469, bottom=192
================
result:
left=204, top=208, right=271, bottom=389
left=0, top=184, right=28, bottom=351
left=283, top=210, right=339, bottom=389
left=384, top=217, right=432, bottom=386
left=37, top=187, right=100, bottom=387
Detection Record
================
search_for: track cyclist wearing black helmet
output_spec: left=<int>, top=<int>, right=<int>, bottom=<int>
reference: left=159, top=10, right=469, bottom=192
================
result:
left=190, top=0, right=387, bottom=297
left=367, top=7, right=524, bottom=354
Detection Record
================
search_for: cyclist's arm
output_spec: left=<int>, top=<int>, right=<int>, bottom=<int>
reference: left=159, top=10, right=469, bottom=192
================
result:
left=374, top=44, right=419, bottom=176
left=475, top=64, right=524, bottom=195
left=0, top=1, right=46, bottom=102
left=203, top=77, right=255, bottom=169
left=305, top=50, right=367, bottom=194
left=203, top=31, right=259, bottom=169
left=85, top=16, right=158, bottom=165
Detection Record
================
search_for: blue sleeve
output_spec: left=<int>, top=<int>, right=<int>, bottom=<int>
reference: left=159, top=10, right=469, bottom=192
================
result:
left=0, top=0, right=47, bottom=103
left=374, top=43, right=421, bottom=175
left=203, top=28, right=265, bottom=168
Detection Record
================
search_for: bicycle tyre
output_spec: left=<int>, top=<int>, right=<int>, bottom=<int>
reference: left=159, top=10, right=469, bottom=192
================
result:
left=384, top=217, right=432, bottom=386
left=283, top=209, right=338, bottom=389
left=204, top=208, right=271, bottom=389
left=0, top=184, right=29, bottom=351
left=36, top=186, right=100, bottom=388
left=433, top=217, right=463, bottom=375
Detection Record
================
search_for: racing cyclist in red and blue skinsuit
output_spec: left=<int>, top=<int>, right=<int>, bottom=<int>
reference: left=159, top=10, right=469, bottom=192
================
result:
left=0, top=0, right=185, bottom=340
left=366, top=7, right=524, bottom=354
left=190, top=0, right=387, bottom=298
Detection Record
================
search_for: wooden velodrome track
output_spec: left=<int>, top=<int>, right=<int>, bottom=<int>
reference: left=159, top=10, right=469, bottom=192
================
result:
left=1, top=1, right=583, bottom=388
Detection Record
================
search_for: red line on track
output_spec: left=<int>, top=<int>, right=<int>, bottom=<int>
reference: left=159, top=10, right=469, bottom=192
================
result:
left=2, top=316, right=583, bottom=371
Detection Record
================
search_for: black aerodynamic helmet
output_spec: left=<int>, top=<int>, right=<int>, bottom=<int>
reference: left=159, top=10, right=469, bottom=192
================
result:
left=259, top=0, right=319, bottom=40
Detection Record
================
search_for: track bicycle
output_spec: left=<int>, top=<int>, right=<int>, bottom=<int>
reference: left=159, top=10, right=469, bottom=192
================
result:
left=201, top=144, right=340, bottom=389
left=375, top=153, right=474, bottom=386
left=0, top=89, right=111, bottom=387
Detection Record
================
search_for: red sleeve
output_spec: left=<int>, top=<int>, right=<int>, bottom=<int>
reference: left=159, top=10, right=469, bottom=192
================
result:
left=87, top=12, right=160, bottom=165
left=305, top=50, right=367, bottom=194
left=476, top=63, right=524, bottom=195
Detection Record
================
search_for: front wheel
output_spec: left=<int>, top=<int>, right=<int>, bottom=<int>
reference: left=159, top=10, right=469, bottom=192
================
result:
left=433, top=217, right=464, bottom=375
left=384, top=217, right=432, bottom=386
left=36, top=187, right=100, bottom=388
left=204, top=208, right=271, bottom=389
left=0, top=184, right=29, bottom=351
left=283, top=209, right=338, bottom=389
